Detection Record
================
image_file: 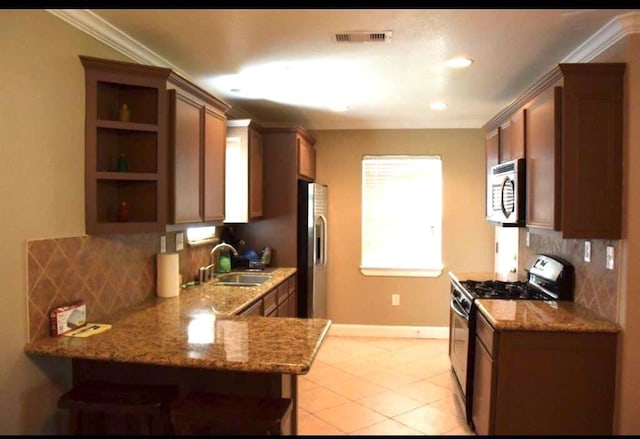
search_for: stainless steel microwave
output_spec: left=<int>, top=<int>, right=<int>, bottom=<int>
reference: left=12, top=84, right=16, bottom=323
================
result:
left=486, top=158, right=525, bottom=226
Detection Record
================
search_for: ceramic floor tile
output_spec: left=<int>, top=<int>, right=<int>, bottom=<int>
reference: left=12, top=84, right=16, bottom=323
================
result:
left=303, top=335, right=461, bottom=437
left=393, top=405, right=463, bottom=435
left=393, top=378, right=455, bottom=404
left=361, top=368, right=422, bottom=390
left=356, top=389, right=426, bottom=418
left=323, top=374, right=387, bottom=400
left=298, top=412, right=345, bottom=435
left=298, top=386, right=351, bottom=413
left=305, top=364, right=357, bottom=387
left=313, top=401, right=387, bottom=433
left=350, top=418, right=425, bottom=435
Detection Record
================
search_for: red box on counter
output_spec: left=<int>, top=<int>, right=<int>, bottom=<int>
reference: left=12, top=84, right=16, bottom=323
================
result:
left=49, top=301, right=86, bottom=336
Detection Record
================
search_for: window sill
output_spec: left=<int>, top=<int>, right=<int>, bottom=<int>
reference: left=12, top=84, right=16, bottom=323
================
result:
left=360, top=267, right=443, bottom=278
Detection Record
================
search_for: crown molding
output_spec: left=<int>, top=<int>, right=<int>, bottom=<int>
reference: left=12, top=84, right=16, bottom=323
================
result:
left=483, top=11, right=639, bottom=131
left=563, top=11, right=640, bottom=63
left=47, top=9, right=186, bottom=77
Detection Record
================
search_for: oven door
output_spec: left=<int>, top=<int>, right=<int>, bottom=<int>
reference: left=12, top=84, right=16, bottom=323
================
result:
left=449, top=299, right=470, bottom=398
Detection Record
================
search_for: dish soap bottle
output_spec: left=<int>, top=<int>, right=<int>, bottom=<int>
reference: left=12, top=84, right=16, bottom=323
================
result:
left=217, top=249, right=231, bottom=274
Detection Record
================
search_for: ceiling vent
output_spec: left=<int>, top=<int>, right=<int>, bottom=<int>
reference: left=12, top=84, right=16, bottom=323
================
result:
left=334, top=30, right=392, bottom=43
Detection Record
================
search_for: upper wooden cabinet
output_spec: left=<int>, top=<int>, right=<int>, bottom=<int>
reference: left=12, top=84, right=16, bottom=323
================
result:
left=485, top=63, right=625, bottom=239
left=80, top=56, right=172, bottom=235
left=499, top=109, right=526, bottom=163
left=297, top=132, right=316, bottom=181
left=224, top=119, right=264, bottom=223
left=167, top=73, right=230, bottom=226
left=485, top=129, right=500, bottom=217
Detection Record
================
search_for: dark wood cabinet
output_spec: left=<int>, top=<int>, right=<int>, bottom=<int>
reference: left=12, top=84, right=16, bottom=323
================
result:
left=80, top=56, right=172, bottom=234
left=472, top=311, right=617, bottom=435
left=167, top=73, right=230, bottom=226
left=525, top=85, right=562, bottom=230
left=236, top=127, right=316, bottom=268
left=498, top=110, right=525, bottom=163
left=484, top=129, right=500, bottom=217
left=297, top=133, right=316, bottom=181
left=236, top=275, right=297, bottom=318
left=485, top=63, right=624, bottom=239
left=225, top=120, right=264, bottom=223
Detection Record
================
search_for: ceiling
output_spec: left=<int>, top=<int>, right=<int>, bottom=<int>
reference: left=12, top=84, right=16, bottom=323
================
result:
left=69, top=9, right=637, bottom=130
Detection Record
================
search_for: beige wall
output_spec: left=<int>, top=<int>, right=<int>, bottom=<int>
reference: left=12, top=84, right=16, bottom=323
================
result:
left=314, top=129, right=495, bottom=327
left=0, top=11, right=131, bottom=434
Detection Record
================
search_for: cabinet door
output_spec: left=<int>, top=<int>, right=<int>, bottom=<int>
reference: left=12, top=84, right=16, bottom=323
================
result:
left=239, top=299, right=262, bottom=316
left=526, top=86, right=562, bottom=230
left=472, top=336, right=496, bottom=436
left=248, top=128, right=264, bottom=219
left=297, top=135, right=316, bottom=181
left=485, top=129, right=500, bottom=217
left=499, top=110, right=526, bottom=163
left=203, top=107, right=226, bottom=222
left=170, top=90, right=203, bottom=224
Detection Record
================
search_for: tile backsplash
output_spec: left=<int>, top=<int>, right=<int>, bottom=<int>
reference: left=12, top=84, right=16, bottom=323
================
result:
left=518, top=228, right=619, bottom=322
left=26, top=233, right=216, bottom=342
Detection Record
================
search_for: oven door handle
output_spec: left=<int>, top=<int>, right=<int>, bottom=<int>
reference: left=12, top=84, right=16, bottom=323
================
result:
left=450, top=299, right=469, bottom=321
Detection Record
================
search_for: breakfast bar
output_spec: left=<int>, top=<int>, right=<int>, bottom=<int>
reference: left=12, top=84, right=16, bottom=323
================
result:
left=24, top=268, right=331, bottom=434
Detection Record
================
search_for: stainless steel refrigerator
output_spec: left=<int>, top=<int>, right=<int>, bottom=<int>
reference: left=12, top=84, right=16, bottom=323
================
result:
left=297, top=182, right=328, bottom=318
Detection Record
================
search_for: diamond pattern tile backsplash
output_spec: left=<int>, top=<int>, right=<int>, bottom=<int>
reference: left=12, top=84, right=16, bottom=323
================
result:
left=518, top=229, right=619, bottom=323
left=26, top=233, right=216, bottom=342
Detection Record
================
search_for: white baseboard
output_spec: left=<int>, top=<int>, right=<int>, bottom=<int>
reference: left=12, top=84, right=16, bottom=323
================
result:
left=328, top=323, right=449, bottom=339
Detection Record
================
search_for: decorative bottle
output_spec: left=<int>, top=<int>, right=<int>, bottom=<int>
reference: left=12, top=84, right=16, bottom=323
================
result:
left=117, top=201, right=130, bottom=222
left=116, top=153, right=128, bottom=172
left=119, top=104, right=130, bottom=122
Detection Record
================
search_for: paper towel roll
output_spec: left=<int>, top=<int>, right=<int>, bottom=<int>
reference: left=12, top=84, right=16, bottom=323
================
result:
left=157, top=253, right=180, bottom=298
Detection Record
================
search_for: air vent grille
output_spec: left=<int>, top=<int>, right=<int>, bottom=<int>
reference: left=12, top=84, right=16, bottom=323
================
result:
left=334, top=30, right=392, bottom=43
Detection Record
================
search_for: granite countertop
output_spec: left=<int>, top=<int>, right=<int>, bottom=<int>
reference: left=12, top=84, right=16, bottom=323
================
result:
left=476, top=299, right=619, bottom=333
left=24, top=267, right=332, bottom=375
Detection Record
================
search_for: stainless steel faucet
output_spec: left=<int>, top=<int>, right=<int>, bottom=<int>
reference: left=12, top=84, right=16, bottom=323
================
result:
left=210, top=242, right=239, bottom=273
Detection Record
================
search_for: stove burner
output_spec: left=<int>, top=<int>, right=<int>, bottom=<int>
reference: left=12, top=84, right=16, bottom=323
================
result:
left=461, top=280, right=549, bottom=300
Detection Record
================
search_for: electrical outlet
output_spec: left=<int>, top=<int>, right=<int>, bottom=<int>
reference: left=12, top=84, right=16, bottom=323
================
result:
left=526, top=231, right=530, bottom=247
left=176, top=232, right=184, bottom=251
left=392, top=294, right=400, bottom=306
left=606, top=246, right=615, bottom=270
left=584, top=241, right=591, bottom=263
left=160, top=235, right=166, bottom=253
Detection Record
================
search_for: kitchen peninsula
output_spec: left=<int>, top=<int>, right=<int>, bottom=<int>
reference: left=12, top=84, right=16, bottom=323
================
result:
left=24, top=267, right=331, bottom=434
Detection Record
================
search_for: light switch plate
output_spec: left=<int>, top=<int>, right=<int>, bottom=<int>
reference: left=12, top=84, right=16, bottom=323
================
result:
left=584, top=241, right=591, bottom=263
left=606, top=245, right=615, bottom=270
left=526, top=231, right=530, bottom=247
left=176, top=232, right=184, bottom=251
left=160, top=235, right=166, bottom=253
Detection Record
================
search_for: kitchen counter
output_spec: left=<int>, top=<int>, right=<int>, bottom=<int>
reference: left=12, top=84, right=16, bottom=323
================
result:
left=476, top=298, right=619, bottom=333
left=24, top=267, right=332, bottom=375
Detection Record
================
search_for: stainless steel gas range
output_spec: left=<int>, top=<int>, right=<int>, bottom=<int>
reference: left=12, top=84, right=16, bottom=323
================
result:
left=448, top=254, right=575, bottom=426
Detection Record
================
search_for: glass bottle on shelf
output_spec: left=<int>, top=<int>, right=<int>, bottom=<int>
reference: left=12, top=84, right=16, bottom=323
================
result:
left=117, top=201, right=130, bottom=222
left=119, top=104, right=130, bottom=122
left=116, top=153, right=128, bottom=172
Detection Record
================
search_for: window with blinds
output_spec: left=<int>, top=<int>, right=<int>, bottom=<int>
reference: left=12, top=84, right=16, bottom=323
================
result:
left=361, top=155, right=443, bottom=277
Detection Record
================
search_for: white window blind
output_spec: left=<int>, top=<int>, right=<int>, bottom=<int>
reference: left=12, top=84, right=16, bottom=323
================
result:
left=361, top=155, right=443, bottom=277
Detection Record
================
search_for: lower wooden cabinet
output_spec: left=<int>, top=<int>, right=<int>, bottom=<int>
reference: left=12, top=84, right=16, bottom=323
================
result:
left=237, top=275, right=297, bottom=317
left=472, top=311, right=617, bottom=435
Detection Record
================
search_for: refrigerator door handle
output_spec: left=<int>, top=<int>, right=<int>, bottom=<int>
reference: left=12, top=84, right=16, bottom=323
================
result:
left=318, top=214, right=328, bottom=267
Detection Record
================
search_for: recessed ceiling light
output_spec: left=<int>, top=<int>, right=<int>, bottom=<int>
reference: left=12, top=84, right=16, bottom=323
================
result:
left=445, top=57, right=473, bottom=68
left=429, top=102, right=447, bottom=111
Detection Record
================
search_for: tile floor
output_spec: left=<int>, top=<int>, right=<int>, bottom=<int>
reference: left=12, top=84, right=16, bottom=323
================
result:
left=297, top=335, right=476, bottom=435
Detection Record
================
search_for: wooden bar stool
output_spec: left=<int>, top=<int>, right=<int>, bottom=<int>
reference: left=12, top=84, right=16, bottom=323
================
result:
left=57, top=381, right=178, bottom=435
left=170, top=393, right=293, bottom=435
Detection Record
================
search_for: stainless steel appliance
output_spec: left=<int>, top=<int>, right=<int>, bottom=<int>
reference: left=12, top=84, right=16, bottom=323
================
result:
left=297, top=182, right=328, bottom=318
left=486, top=158, right=526, bottom=226
left=448, top=254, right=575, bottom=425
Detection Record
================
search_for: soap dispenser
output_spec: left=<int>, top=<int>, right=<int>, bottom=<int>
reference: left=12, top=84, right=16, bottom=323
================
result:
left=217, top=248, right=231, bottom=274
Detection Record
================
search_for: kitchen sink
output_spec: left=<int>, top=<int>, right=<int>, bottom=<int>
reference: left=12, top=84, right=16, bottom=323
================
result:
left=216, top=273, right=272, bottom=286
